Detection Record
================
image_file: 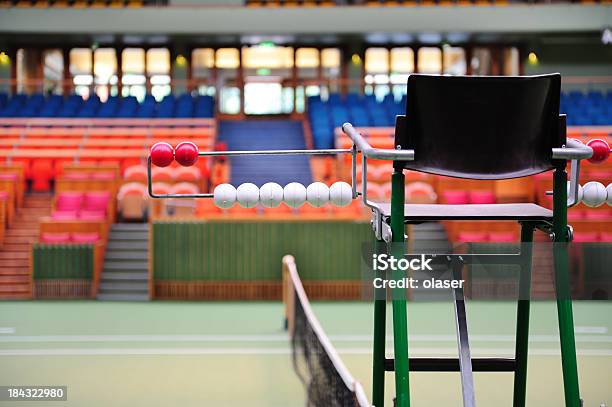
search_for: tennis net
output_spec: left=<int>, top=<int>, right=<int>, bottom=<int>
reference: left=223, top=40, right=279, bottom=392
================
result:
left=283, top=255, right=370, bottom=407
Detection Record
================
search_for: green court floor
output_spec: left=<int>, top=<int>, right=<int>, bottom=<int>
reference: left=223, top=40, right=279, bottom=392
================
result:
left=0, top=301, right=611, bottom=407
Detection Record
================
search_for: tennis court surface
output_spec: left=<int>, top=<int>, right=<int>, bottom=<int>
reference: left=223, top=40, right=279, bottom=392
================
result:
left=1, top=299, right=611, bottom=407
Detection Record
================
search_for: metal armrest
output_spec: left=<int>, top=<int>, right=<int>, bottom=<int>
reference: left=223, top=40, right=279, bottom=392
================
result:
left=342, top=122, right=415, bottom=242
left=552, top=139, right=593, bottom=207
left=342, top=123, right=415, bottom=161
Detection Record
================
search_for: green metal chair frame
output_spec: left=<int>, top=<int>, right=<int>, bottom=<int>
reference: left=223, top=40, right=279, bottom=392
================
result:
left=343, top=74, right=593, bottom=407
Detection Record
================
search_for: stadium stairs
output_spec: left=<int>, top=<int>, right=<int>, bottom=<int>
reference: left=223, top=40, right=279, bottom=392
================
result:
left=219, top=120, right=312, bottom=186
left=97, top=223, right=149, bottom=301
left=0, top=194, right=52, bottom=299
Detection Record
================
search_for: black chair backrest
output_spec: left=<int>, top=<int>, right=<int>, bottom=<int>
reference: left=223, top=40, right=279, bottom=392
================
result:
left=395, top=74, right=563, bottom=180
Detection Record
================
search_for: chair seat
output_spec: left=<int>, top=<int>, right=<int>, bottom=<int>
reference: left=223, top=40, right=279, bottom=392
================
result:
left=378, top=203, right=553, bottom=222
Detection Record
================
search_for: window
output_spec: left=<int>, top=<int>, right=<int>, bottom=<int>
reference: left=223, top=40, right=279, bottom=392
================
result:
left=192, top=48, right=215, bottom=96
left=417, top=47, right=442, bottom=74
left=94, top=48, right=117, bottom=101
left=295, top=48, right=320, bottom=113
left=122, top=48, right=146, bottom=101
left=242, top=45, right=294, bottom=115
left=365, top=48, right=390, bottom=101
left=147, top=48, right=171, bottom=101
left=390, top=47, right=413, bottom=100
left=321, top=48, right=340, bottom=98
left=70, top=48, right=92, bottom=98
left=216, top=48, right=240, bottom=114
left=503, top=47, right=519, bottom=76
left=471, top=48, right=492, bottom=76
left=443, top=46, right=466, bottom=75
left=43, top=49, right=63, bottom=95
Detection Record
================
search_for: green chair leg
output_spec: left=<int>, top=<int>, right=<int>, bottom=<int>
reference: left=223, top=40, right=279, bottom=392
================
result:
left=553, top=168, right=581, bottom=407
left=372, top=240, right=387, bottom=407
left=513, top=222, right=535, bottom=407
left=372, top=295, right=386, bottom=407
left=391, top=169, right=410, bottom=407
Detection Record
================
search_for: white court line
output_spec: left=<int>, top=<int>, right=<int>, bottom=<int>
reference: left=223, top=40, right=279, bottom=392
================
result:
left=575, top=326, right=608, bottom=334
left=1, top=333, right=611, bottom=343
left=0, top=327, right=16, bottom=334
left=0, top=347, right=611, bottom=357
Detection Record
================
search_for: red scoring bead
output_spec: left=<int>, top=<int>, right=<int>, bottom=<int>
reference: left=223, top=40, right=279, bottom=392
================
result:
left=586, top=139, right=611, bottom=164
left=150, top=142, right=174, bottom=167
left=174, top=141, right=199, bottom=167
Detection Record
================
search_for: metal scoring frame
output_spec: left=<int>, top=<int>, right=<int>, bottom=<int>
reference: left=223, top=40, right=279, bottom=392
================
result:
left=146, top=122, right=416, bottom=206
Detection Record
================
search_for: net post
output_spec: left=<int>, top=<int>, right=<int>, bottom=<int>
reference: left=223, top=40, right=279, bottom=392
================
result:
left=390, top=168, right=411, bottom=407
left=282, top=255, right=295, bottom=335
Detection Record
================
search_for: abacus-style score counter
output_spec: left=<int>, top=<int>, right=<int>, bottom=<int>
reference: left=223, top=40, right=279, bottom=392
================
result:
left=147, top=123, right=416, bottom=223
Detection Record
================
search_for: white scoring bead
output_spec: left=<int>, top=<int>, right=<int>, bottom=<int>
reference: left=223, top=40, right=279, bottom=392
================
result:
left=306, top=182, right=330, bottom=207
left=213, top=184, right=236, bottom=209
left=236, top=183, right=260, bottom=208
left=607, top=183, right=612, bottom=207
left=582, top=181, right=607, bottom=208
left=566, top=181, right=584, bottom=205
left=283, top=182, right=307, bottom=208
left=329, top=181, right=353, bottom=207
left=259, top=182, right=284, bottom=208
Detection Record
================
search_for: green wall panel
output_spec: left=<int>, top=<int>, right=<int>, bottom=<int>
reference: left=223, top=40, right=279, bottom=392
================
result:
left=152, top=220, right=372, bottom=282
left=32, top=244, right=94, bottom=280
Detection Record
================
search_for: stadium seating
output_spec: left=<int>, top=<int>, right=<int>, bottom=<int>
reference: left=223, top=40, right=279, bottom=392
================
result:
left=0, top=93, right=215, bottom=118
left=309, top=90, right=612, bottom=149
left=561, top=90, right=612, bottom=126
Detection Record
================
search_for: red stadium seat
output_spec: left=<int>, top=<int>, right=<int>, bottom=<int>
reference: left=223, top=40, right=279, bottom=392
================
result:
left=31, top=159, right=54, bottom=192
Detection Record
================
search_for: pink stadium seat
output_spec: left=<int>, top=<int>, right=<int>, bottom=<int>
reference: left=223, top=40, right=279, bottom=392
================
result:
left=488, top=232, right=517, bottom=242
left=469, top=190, right=496, bottom=204
left=572, top=232, right=599, bottom=243
left=51, top=210, right=79, bottom=221
left=583, top=209, right=611, bottom=220
left=41, top=232, right=71, bottom=244
left=83, top=192, right=111, bottom=212
left=600, top=232, right=612, bottom=242
left=0, top=173, right=17, bottom=182
left=71, top=232, right=100, bottom=244
left=457, top=231, right=489, bottom=242
left=567, top=210, right=584, bottom=221
left=442, top=190, right=470, bottom=205
left=63, top=172, right=90, bottom=181
left=78, top=210, right=106, bottom=221
left=90, top=171, right=116, bottom=180
left=56, top=192, right=84, bottom=211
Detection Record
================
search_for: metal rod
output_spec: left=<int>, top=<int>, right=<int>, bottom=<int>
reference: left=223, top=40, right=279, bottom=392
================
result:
left=552, top=139, right=592, bottom=160
left=452, top=259, right=476, bottom=407
left=198, top=148, right=352, bottom=157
